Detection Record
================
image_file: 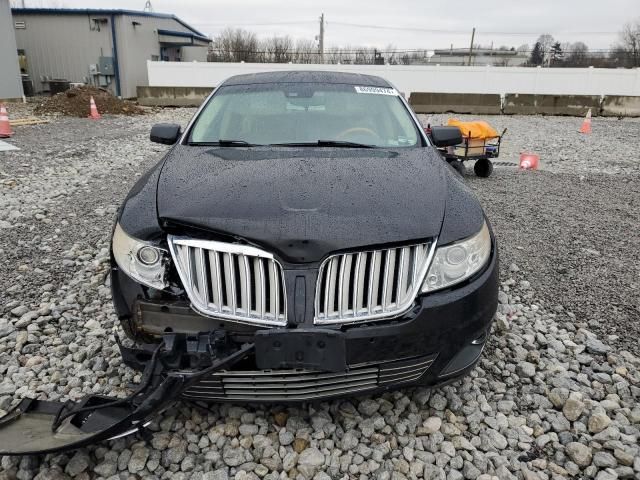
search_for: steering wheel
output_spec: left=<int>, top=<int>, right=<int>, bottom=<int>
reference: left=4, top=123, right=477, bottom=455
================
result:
left=335, top=127, right=380, bottom=142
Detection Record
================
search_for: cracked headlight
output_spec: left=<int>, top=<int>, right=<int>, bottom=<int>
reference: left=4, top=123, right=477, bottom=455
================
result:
left=422, top=221, right=491, bottom=293
left=112, top=223, right=169, bottom=289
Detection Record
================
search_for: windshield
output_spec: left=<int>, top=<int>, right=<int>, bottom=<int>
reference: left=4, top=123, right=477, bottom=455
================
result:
left=189, top=83, right=422, bottom=147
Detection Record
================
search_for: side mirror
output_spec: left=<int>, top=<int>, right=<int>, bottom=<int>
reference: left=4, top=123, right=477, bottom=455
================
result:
left=430, top=126, right=463, bottom=148
left=150, top=123, right=181, bottom=145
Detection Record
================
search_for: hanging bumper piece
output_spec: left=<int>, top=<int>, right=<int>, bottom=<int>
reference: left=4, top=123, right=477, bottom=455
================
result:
left=0, top=332, right=254, bottom=455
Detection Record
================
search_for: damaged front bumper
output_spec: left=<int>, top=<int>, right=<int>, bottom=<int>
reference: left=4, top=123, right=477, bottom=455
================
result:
left=0, top=333, right=254, bottom=456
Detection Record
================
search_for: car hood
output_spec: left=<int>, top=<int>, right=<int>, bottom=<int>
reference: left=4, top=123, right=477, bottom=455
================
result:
left=157, top=146, right=448, bottom=263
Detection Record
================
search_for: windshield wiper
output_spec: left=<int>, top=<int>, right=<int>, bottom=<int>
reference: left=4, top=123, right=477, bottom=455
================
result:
left=271, top=140, right=376, bottom=148
left=189, top=139, right=262, bottom=147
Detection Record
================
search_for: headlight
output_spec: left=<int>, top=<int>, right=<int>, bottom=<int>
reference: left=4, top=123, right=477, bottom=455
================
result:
left=422, top=221, right=491, bottom=293
left=112, top=223, right=169, bottom=289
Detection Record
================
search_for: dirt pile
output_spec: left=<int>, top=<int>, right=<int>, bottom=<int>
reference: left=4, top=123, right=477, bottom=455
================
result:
left=34, top=86, right=144, bottom=117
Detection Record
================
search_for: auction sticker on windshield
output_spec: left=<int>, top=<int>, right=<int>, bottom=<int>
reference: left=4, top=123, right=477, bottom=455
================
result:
left=354, top=86, right=398, bottom=95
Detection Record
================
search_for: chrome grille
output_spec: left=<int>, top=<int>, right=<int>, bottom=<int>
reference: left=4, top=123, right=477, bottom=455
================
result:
left=168, top=237, right=286, bottom=326
left=315, top=242, right=434, bottom=324
left=182, top=355, right=436, bottom=402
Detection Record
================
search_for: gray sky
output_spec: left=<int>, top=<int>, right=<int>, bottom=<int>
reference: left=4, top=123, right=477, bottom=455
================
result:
left=26, top=0, right=640, bottom=50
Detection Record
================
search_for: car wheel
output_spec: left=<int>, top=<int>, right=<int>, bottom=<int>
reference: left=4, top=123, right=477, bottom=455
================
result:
left=474, top=158, right=493, bottom=178
left=449, top=160, right=466, bottom=176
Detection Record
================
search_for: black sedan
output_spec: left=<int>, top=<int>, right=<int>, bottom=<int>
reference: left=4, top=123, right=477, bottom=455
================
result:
left=0, top=71, right=498, bottom=455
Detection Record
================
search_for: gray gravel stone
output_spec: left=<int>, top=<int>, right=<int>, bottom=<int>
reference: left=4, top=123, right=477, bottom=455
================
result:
left=422, top=417, right=442, bottom=434
left=10, top=305, right=28, bottom=317
left=64, top=451, right=89, bottom=476
left=562, top=396, right=585, bottom=421
left=566, top=442, right=593, bottom=467
left=589, top=412, right=612, bottom=433
left=203, top=470, right=229, bottom=480
left=298, top=447, right=325, bottom=467
left=222, top=445, right=245, bottom=466
left=128, top=447, right=149, bottom=473
left=358, top=398, right=380, bottom=416
left=595, top=468, right=618, bottom=480
left=586, top=337, right=611, bottom=355
left=516, top=361, right=536, bottom=378
left=593, top=451, right=618, bottom=468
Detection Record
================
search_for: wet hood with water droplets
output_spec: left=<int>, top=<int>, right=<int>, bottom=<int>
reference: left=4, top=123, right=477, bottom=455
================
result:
left=157, top=146, right=450, bottom=263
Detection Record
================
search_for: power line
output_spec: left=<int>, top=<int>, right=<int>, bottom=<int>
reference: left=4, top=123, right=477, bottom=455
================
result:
left=328, top=21, right=619, bottom=36
left=188, top=19, right=619, bottom=36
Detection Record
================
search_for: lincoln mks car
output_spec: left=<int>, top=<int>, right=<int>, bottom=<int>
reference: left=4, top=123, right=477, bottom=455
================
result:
left=0, top=71, right=498, bottom=455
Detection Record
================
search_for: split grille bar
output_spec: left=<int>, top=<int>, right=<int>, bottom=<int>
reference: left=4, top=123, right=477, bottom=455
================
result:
left=168, top=237, right=287, bottom=326
left=315, top=242, right=433, bottom=324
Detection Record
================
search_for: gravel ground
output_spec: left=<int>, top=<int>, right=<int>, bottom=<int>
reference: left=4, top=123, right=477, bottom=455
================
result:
left=420, top=114, right=640, bottom=356
left=0, top=107, right=638, bottom=480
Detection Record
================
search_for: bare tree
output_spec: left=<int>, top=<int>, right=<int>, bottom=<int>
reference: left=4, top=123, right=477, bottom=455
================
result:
left=293, top=39, right=318, bottom=64
left=534, top=34, right=555, bottom=65
left=354, top=47, right=375, bottom=65
left=325, top=46, right=344, bottom=64
left=383, top=44, right=399, bottom=65
left=564, top=42, right=589, bottom=67
left=262, top=36, right=294, bottom=63
left=615, top=19, right=640, bottom=67
left=209, top=28, right=259, bottom=63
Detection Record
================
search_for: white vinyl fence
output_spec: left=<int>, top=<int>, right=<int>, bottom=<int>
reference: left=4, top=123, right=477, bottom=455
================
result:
left=147, top=61, right=640, bottom=96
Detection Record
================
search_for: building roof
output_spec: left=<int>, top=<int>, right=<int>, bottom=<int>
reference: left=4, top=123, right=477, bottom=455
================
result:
left=11, top=8, right=207, bottom=38
left=222, top=71, right=392, bottom=87
left=157, top=29, right=210, bottom=44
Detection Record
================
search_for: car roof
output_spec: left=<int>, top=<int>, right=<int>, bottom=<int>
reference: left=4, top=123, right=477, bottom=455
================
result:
left=220, top=70, right=392, bottom=87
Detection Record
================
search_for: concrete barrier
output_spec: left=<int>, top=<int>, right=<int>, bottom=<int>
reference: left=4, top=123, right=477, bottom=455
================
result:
left=409, top=92, right=501, bottom=115
left=136, top=86, right=213, bottom=107
left=504, top=94, right=601, bottom=116
left=601, top=96, right=640, bottom=117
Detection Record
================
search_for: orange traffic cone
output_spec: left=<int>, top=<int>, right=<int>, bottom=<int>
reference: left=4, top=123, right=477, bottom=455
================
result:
left=519, top=152, right=539, bottom=170
left=0, top=104, right=13, bottom=138
left=580, top=108, right=592, bottom=134
left=88, top=96, right=101, bottom=120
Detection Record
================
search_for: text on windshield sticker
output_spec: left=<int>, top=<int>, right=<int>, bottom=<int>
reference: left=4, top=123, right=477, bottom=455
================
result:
left=354, top=86, right=398, bottom=95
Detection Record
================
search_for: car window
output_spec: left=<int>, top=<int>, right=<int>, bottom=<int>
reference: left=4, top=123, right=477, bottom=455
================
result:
left=189, top=83, right=421, bottom=147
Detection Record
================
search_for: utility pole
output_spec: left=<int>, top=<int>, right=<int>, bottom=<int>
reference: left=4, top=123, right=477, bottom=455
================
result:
left=467, top=27, right=476, bottom=66
left=318, top=13, right=325, bottom=64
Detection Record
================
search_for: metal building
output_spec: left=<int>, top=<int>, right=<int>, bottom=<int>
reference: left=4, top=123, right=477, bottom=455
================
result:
left=0, top=0, right=23, bottom=101
left=430, top=48, right=529, bottom=67
left=11, top=8, right=210, bottom=98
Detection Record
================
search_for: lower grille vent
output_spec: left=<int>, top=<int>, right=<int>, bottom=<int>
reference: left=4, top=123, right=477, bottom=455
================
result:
left=182, top=354, right=436, bottom=401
